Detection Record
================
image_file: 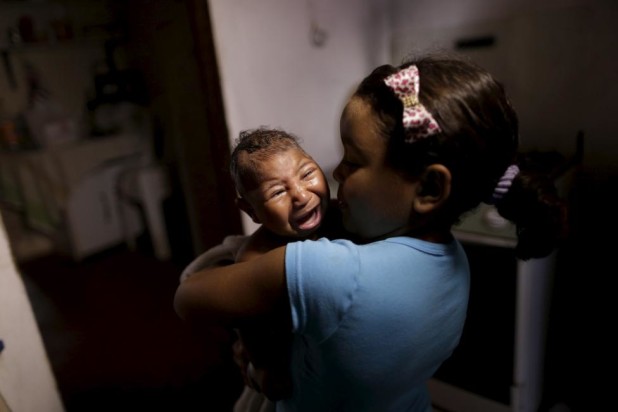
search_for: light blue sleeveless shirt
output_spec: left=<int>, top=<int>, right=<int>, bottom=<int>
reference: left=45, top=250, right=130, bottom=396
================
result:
left=279, top=237, right=470, bottom=412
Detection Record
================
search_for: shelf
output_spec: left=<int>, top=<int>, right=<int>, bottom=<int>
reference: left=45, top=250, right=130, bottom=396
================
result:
left=1, top=36, right=119, bottom=54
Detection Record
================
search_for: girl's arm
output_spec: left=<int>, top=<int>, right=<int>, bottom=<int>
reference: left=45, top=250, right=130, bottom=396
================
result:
left=174, top=246, right=291, bottom=329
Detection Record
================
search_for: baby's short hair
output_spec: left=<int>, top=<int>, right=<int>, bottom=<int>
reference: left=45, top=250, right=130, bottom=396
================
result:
left=230, top=127, right=305, bottom=195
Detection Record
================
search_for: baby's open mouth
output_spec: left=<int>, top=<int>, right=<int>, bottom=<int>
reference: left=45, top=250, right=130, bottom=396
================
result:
left=294, top=205, right=323, bottom=232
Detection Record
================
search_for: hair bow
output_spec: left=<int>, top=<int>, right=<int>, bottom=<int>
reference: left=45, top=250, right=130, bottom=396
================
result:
left=384, top=65, right=441, bottom=142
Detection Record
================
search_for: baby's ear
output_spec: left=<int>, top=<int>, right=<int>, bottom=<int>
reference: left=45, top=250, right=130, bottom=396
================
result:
left=236, top=197, right=261, bottom=224
left=413, top=164, right=451, bottom=214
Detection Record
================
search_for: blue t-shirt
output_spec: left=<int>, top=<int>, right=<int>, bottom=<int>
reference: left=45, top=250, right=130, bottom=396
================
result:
left=279, top=237, right=470, bottom=412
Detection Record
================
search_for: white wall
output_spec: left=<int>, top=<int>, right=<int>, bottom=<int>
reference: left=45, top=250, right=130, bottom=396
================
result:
left=390, top=0, right=618, bottom=171
left=208, top=0, right=389, bottom=234
left=0, top=215, right=64, bottom=412
left=208, top=0, right=618, bottom=235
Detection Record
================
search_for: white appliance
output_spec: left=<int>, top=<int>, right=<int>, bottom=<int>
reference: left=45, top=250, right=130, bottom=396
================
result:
left=429, top=203, right=556, bottom=412
left=429, top=145, right=580, bottom=412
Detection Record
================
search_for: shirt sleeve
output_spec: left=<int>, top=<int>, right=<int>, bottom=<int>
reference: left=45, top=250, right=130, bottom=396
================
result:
left=285, top=238, right=360, bottom=343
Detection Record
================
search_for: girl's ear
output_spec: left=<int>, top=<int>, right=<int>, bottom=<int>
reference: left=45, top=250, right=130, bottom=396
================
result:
left=236, top=197, right=261, bottom=224
left=413, top=164, right=451, bottom=214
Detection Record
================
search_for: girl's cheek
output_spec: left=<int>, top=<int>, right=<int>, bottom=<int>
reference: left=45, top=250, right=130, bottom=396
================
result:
left=344, top=187, right=361, bottom=207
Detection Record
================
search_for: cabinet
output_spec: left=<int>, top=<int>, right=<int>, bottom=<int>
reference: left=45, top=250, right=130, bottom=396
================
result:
left=0, top=133, right=146, bottom=261
left=0, top=0, right=125, bottom=114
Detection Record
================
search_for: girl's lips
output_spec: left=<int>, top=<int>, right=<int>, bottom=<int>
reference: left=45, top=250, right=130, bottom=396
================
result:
left=337, top=196, right=347, bottom=209
left=336, top=189, right=346, bottom=209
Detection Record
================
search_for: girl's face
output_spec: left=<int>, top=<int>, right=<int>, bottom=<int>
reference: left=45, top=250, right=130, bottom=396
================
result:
left=333, top=97, right=418, bottom=240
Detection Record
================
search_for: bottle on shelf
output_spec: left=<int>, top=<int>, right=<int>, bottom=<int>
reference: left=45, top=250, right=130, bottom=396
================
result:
left=0, top=99, right=20, bottom=151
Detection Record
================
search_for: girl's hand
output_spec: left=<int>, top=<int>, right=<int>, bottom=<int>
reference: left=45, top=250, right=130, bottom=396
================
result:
left=232, top=333, right=293, bottom=400
left=232, top=336, right=253, bottom=387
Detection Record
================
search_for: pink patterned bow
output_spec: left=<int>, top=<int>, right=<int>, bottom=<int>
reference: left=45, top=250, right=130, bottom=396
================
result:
left=384, top=65, right=441, bottom=142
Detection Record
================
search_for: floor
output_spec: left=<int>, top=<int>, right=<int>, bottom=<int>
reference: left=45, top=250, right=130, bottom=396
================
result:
left=17, top=246, right=244, bottom=412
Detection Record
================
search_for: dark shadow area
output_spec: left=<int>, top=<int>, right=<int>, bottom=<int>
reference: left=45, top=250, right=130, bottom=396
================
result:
left=538, top=169, right=615, bottom=411
left=433, top=244, right=517, bottom=405
left=18, top=244, right=243, bottom=412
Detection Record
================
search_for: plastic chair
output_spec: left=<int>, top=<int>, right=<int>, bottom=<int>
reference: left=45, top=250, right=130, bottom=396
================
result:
left=117, top=162, right=171, bottom=261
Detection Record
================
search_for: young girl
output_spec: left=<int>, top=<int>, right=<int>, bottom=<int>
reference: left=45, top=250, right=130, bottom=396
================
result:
left=175, top=55, right=564, bottom=411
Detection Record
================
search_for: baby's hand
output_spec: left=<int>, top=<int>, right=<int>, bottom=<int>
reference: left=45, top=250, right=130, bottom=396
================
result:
left=246, top=362, right=293, bottom=401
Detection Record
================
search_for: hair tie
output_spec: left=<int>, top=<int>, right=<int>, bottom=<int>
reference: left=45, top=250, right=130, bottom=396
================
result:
left=487, top=164, right=520, bottom=205
left=384, top=65, right=441, bottom=142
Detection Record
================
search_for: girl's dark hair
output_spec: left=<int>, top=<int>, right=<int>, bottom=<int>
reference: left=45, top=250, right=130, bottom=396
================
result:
left=230, top=127, right=305, bottom=195
left=353, top=55, right=564, bottom=260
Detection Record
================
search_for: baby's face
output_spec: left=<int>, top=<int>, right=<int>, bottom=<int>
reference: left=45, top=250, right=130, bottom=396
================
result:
left=242, top=148, right=330, bottom=238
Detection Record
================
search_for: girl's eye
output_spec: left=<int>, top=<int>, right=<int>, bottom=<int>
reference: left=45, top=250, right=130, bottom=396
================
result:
left=342, top=159, right=359, bottom=169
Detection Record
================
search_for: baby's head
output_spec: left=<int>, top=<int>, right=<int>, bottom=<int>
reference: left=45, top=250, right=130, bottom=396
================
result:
left=230, top=127, right=330, bottom=238
left=349, top=55, right=519, bottom=225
